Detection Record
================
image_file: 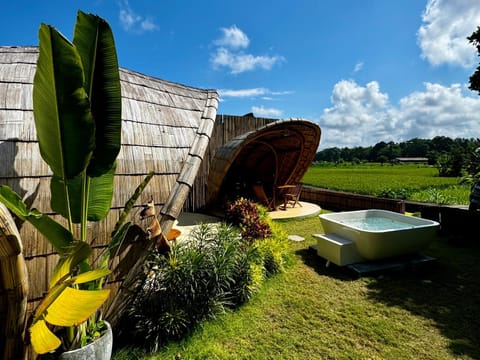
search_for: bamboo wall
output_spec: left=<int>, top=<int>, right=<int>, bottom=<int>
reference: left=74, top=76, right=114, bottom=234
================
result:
left=186, top=114, right=275, bottom=212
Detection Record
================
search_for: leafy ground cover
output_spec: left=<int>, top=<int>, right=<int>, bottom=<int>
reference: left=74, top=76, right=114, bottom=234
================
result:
left=302, top=163, right=470, bottom=205
left=113, top=214, right=480, bottom=360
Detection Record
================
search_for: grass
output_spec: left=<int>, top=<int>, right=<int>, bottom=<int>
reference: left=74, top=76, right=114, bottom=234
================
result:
left=113, top=214, right=480, bottom=360
left=302, top=163, right=470, bottom=205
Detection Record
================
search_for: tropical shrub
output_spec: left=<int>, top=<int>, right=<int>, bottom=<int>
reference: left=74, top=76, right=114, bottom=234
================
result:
left=121, top=203, right=292, bottom=352
left=225, top=197, right=271, bottom=242
left=122, top=223, right=263, bottom=351
left=226, top=198, right=291, bottom=276
left=257, top=221, right=291, bottom=276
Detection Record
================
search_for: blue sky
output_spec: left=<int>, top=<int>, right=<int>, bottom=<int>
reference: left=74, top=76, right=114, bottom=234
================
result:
left=1, top=0, right=480, bottom=149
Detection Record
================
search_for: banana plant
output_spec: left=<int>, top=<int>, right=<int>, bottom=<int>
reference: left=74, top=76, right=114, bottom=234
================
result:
left=34, top=10, right=121, bottom=233
left=0, top=10, right=127, bottom=355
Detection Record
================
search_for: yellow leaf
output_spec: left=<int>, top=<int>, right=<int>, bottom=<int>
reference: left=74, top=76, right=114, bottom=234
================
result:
left=44, top=287, right=110, bottom=326
left=49, top=241, right=91, bottom=288
left=74, top=268, right=111, bottom=284
left=30, top=319, right=62, bottom=355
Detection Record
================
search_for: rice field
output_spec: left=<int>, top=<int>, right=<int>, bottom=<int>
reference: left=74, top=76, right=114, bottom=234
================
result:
left=302, top=163, right=471, bottom=205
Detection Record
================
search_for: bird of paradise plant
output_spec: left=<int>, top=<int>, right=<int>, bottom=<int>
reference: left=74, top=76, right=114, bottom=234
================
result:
left=0, top=10, right=151, bottom=355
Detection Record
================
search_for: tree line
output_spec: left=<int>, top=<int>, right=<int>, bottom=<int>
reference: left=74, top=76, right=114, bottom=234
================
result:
left=314, top=136, right=480, bottom=177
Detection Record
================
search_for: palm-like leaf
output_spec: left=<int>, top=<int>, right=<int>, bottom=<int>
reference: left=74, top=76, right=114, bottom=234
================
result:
left=51, top=165, right=115, bottom=223
left=73, top=10, right=122, bottom=178
left=49, top=241, right=92, bottom=288
left=34, top=24, right=96, bottom=222
left=0, top=185, right=73, bottom=253
left=33, top=24, right=95, bottom=180
left=30, top=319, right=62, bottom=355
left=44, top=287, right=110, bottom=326
left=30, top=287, right=110, bottom=354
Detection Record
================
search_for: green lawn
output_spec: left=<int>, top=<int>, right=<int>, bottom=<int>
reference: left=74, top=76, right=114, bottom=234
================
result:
left=113, top=214, right=480, bottom=360
left=302, top=163, right=471, bottom=205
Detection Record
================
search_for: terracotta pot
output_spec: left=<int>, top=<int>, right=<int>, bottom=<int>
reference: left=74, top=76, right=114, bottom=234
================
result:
left=58, top=322, right=113, bottom=360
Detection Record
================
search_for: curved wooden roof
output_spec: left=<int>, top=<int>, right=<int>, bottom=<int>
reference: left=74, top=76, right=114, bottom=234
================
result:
left=206, top=119, right=321, bottom=208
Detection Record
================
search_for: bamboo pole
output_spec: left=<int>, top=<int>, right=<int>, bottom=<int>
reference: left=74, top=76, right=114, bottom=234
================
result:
left=0, top=202, right=29, bottom=360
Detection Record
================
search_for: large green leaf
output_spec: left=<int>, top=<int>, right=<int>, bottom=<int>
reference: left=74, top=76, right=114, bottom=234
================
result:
left=86, top=164, right=116, bottom=221
left=73, top=10, right=122, bottom=177
left=33, top=24, right=95, bottom=179
left=51, top=165, right=115, bottom=223
left=0, top=185, right=74, bottom=253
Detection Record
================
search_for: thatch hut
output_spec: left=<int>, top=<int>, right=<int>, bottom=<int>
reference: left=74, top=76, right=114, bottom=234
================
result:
left=0, top=45, right=218, bottom=352
left=206, top=119, right=321, bottom=210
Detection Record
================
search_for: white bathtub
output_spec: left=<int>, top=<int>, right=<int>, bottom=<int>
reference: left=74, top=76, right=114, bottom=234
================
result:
left=318, top=209, right=440, bottom=262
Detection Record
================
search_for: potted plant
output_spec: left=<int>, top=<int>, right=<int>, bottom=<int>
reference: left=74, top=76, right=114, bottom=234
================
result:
left=0, top=10, right=149, bottom=358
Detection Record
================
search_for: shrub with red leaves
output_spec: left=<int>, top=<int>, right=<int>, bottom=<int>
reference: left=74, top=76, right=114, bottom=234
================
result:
left=225, top=198, right=271, bottom=243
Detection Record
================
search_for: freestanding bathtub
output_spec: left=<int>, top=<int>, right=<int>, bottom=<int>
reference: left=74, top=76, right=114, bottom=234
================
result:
left=315, top=209, right=440, bottom=266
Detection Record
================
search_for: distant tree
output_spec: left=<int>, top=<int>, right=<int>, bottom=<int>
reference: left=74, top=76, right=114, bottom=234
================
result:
left=369, top=141, right=387, bottom=162
left=430, top=136, right=454, bottom=153
left=314, top=147, right=341, bottom=162
left=313, top=137, right=478, bottom=166
left=378, top=141, right=401, bottom=161
left=377, top=155, right=389, bottom=165
left=468, top=26, right=480, bottom=94
left=401, top=138, right=430, bottom=157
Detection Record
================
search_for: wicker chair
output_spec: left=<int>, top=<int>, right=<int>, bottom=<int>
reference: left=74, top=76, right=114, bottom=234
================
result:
left=282, top=183, right=303, bottom=209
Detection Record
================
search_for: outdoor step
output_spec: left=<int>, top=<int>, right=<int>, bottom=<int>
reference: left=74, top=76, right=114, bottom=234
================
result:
left=312, top=233, right=364, bottom=266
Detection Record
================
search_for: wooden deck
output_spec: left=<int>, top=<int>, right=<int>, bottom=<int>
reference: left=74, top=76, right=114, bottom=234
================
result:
left=268, top=201, right=322, bottom=220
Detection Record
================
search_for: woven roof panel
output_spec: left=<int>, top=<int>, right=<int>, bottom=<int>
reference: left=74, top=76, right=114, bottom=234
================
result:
left=0, top=45, right=218, bottom=236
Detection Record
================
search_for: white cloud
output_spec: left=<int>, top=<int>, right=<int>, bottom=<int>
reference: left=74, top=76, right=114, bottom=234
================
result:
left=417, top=0, right=480, bottom=67
left=211, top=26, right=284, bottom=74
left=218, top=87, right=292, bottom=99
left=214, top=25, right=249, bottom=49
left=211, top=48, right=283, bottom=74
left=398, top=82, right=480, bottom=140
left=219, top=88, right=269, bottom=98
left=318, top=79, right=480, bottom=149
left=354, top=62, right=364, bottom=72
left=140, top=19, right=158, bottom=32
left=118, top=0, right=158, bottom=33
left=320, top=80, right=394, bottom=148
left=252, top=105, right=283, bottom=117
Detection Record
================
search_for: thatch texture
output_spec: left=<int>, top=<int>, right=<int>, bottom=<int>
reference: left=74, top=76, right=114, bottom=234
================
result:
left=0, top=46, right=218, bottom=322
left=206, top=119, right=321, bottom=209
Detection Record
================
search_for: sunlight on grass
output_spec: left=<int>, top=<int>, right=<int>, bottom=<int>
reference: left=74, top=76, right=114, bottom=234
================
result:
left=113, top=215, right=480, bottom=360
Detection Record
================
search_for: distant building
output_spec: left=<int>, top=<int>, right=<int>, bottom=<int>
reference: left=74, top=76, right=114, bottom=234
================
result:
left=394, top=157, right=429, bottom=164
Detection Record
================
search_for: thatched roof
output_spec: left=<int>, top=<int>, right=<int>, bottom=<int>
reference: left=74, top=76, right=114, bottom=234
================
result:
left=0, top=46, right=218, bottom=221
left=0, top=46, right=218, bottom=302
left=206, top=119, right=321, bottom=209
